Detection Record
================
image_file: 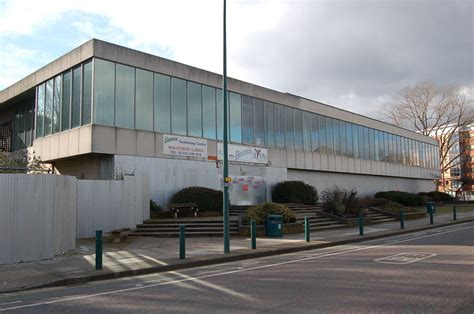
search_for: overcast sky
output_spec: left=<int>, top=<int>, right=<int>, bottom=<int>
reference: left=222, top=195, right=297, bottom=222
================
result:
left=0, top=0, right=472, bottom=119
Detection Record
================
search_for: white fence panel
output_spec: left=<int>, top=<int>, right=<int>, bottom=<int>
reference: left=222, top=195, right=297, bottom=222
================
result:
left=0, top=174, right=77, bottom=265
left=0, top=173, right=149, bottom=264
left=76, top=174, right=149, bottom=238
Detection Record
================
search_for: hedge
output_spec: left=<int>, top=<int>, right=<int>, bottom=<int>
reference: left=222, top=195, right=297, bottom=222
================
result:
left=418, top=191, right=454, bottom=203
left=271, top=181, right=318, bottom=205
left=374, top=191, right=425, bottom=206
left=171, top=187, right=222, bottom=211
left=242, top=202, right=296, bottom=225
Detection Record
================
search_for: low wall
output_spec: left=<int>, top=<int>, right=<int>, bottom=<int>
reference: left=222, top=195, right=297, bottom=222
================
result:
left=239, top=223, right=303, bottom=237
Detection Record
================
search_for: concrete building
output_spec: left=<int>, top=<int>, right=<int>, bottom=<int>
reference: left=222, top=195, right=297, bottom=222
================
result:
left=0, top=39, right=440, bottom=205
left=437, top=124, right=474, bottom=200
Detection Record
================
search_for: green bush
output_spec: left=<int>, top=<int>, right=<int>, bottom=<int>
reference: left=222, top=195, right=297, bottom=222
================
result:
left=321, top=187, right=361, bottom=217
left=242, top=202, right=296, bottom=225
left=171, top=187, right=223, bottom=211
left=358, top=197, right=422, bottom=213
left=374, top=191, right=425, bottom=206
left=418, top=191, right=454, bottom=203
left=271, top=181, right=318, bottom=205
left=150, top=200, right=162, bottom=212
left=358, top=197, right=390, bottom=209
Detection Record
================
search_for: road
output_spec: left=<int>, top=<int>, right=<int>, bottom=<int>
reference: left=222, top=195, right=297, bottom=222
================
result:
left=1, top=222, right=473, bottom=313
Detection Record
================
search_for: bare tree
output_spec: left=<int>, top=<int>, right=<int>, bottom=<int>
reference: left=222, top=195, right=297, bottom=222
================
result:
left=382, top=81, right=474, bottom=192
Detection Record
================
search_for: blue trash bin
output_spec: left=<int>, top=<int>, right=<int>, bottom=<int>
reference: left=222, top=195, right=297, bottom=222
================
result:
left=266, top=215, right=283, bottom=237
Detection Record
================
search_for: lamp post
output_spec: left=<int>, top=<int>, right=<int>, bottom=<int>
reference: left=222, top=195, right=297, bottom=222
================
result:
left=222, top=0, right=230, bottom=254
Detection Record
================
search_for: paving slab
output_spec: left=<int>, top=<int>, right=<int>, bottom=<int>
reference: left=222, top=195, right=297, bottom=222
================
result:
left=0, top=210, right=472, bottom=294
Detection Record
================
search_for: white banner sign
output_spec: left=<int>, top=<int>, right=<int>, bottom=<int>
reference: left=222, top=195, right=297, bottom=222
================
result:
left=163, top=135, right=208, bottom=158
left=218, top=143, right=268, bottom=164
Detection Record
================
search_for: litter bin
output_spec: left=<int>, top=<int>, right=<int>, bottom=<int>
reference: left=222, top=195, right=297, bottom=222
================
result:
left=426, top=202, right=436, bottom=214
left=266, top=215, right=283, bottom=237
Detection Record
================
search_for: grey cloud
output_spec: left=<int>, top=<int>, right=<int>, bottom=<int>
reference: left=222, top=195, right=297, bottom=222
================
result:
left=231, top=0, right=473, bottom=118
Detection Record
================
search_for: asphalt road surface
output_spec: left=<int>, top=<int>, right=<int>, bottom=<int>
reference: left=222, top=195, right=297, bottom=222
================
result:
left=1, top=222, right=473, bottom=313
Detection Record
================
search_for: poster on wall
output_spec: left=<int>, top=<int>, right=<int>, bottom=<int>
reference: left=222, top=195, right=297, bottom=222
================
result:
left=163, top=134, right=208, bottom=158
left=217, top=143, right=268, bottom=164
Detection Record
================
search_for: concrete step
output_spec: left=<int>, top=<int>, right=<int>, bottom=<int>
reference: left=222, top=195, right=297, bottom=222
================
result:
left=130, top=232, right=241, bottom=237
left=138, top=223, right=238, bottom=228
left=143, top=219, right=238, bottom=224
left=135, top=226, right=239, bottom=232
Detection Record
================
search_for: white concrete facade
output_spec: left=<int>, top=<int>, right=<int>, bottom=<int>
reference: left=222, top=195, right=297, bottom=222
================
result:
left=1, top=39, right=440, bottom=205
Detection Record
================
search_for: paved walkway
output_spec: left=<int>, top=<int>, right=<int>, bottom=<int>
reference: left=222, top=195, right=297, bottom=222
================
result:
left=1, top=210, right=473, bottom=294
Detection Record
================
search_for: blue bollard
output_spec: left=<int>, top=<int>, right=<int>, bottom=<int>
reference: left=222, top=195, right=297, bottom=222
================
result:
left=400, top=210, right=405, bottom=229
left=95, top=230, right=103, bottom=270
left=359, top=213, right=364, bottom=236
left=179, top=225, right=186, bottom=259
left=429, top=207, right=434, bottom=225
left=251, top=220, right=256, bottom=249
left=453, top=205, right=457, bottom=221
left=305, top=217, right=310, bottom=242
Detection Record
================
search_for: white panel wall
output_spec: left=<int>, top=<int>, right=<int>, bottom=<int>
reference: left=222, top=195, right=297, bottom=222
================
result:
left=76, top=174, right=149, bottom=238
left=0, top=173, right=149, bottom=264
left=0, top=174, right=76, bottom=264
left=287, top=169, right=434, bottom=197
left=114, top=155, right=220, bottom=206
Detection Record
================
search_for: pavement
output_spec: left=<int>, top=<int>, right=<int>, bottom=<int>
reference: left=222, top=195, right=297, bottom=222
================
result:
left=0, top=210, right=473, bottom=295
left=1, top=221, right=473, bottom=313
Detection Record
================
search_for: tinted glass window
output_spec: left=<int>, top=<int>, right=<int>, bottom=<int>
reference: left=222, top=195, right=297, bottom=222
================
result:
left=171, top=77, right=187, bottom=135
left=318, top=115, right=327, bottom=154
left=369, top=128, right=375, bottom=160
left=62, top=71, right=71, bottom=131
left=275, top=104, right=285, bottom=148
left=154, top=73, right=171, bottom=133
left=187, top=81, right=202, bottom=137
left=202, top=85, right=216, bottom=139
left=285, top=107, right=294, bottom=149
left=326, top=117, right=334, bottom=154
left=115, top=64, right=135, bottom=129
left=135, top=68, right=153, bottom=131
left=229, top=92, right=242, bottom=143
left=311, top=114, right=319, bottom=152
left=241, top=95, right=254, bottom=144
left=93, top=59, right=115, bottom=126
left=351, top=124, right=359, bottom=158
left=340, top=121, right=347, bottom=156
left=264, top=101, right=275, bottom=147
left=216, top=90, right=224, bottom=140
left=82, top=61, right=92, bottom=125
left=52, top=75, right=61, bottom=134
left=333, top=119, right=340, bottom=155
left=71, top=66, right=81, bottom=128
left=302, top=111, right=312, bottom=151
left=346, top=122, right=353, bottom=158
left=294, top=110, right=303, bottom=150
left=44, top=79, right=53, bottom=136
left=254, top=98, right=264, bottom=145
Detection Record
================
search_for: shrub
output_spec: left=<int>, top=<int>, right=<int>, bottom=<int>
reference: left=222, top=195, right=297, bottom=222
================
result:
left=242, top=202, right=296, bottom=225
left=374, top=191, right=425, bottom=206
left=358, top=197, right=390, bottom=209
left=150, top=200, right=162, bottom=212
left=418, top=191, right=454, bottom=203
left=321, top=187, right=362, bottom=217
left=271, top=181, right=318, bottom=205
left=171, top=187, right=223, bottom=211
